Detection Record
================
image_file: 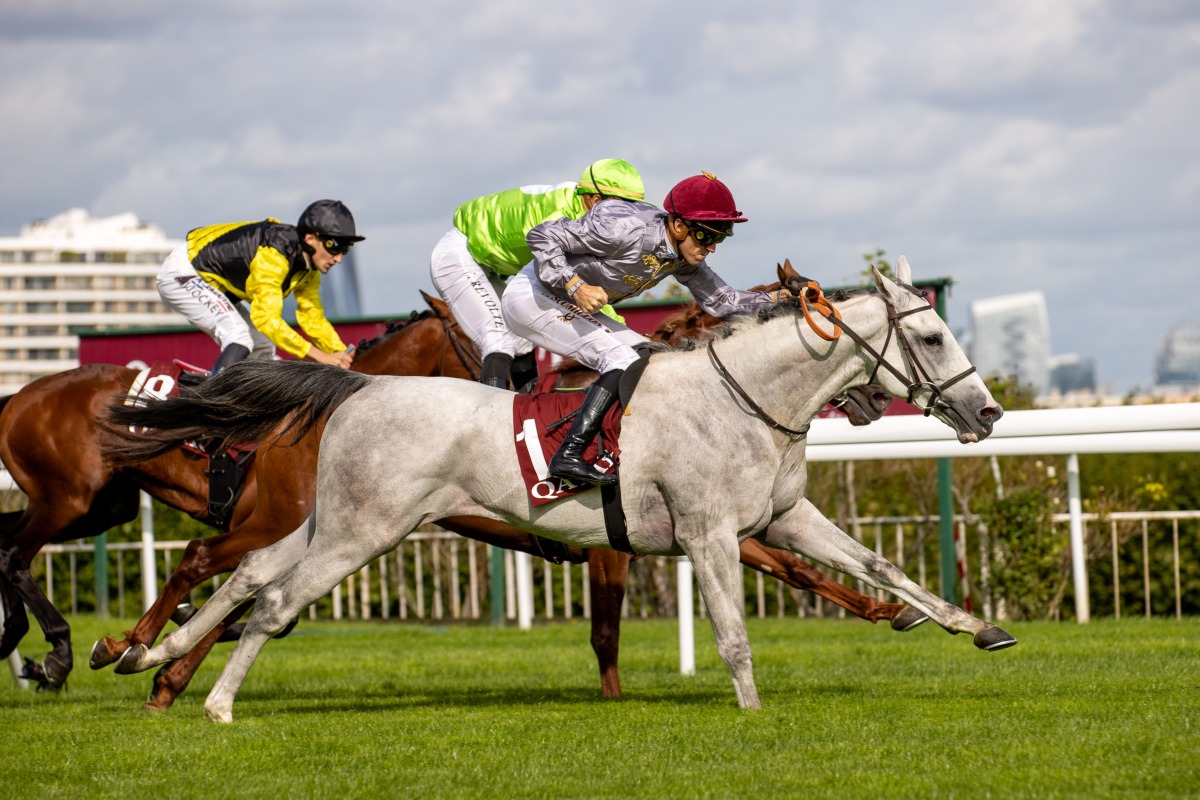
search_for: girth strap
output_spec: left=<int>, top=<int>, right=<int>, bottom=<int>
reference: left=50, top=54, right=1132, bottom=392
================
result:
left=601, top=478, right=635, bottom=554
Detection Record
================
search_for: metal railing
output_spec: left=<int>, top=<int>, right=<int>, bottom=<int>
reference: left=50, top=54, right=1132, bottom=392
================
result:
left=28, top=510, right=1196, bottom=624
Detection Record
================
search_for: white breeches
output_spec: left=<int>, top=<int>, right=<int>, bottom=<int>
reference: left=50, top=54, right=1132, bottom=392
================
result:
left=429, top=229, right=533, bottom=360
left=500, top=264, right=645, bottom=374
left=156, top=245, right=276, bottom=360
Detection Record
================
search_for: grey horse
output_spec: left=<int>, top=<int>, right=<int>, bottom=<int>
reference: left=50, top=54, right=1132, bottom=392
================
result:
left=108, top=258, right=1013, bottom=722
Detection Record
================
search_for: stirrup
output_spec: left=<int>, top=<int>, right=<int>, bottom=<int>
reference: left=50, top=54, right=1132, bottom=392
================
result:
left=548, top=451, right=617, bottom=486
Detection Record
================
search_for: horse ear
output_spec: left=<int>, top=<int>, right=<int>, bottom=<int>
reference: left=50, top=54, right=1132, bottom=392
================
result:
left=777, top=259, right=798, bottom=283
left=871, top=264, right=901, bottom=303
left=420, top=290, right=453, bottom=320
left=895, top=255, right=913, bottom=285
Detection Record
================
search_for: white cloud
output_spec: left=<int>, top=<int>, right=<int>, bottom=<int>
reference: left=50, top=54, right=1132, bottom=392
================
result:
left=1, top=1, right=1197, bottom=392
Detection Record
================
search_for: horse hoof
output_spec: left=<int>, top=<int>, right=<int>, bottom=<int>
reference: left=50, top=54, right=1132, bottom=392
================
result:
left=973, top=625, right=1017, bottom=651
left=890, top=607, right=928, bottom=632
left=170, top=604, right=199, bottom=626
left=142, top=692, right=173, bottom=712
left=204, top=704, right=234, bottom=724
left=20, top=657, right=54, bottom=690
left=89, top=637, right=126, bottom=670
left=115, top=644, right=150, bottom=675
left=42, top=652, right=71, bottom=688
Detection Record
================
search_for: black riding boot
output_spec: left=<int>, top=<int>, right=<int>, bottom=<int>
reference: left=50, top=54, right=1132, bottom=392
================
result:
left=210, top=344, right=250, bottom=375
left=548, top=369, right=622, bottom=486
left=510, top=351, right=539, bottom=393
left=480, top=352, right=513, bottom=389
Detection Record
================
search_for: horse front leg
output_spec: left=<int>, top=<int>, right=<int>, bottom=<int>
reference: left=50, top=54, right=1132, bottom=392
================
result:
left=585, top=548, right=630, bottom=698
left=204, top=534, right=374, bottom=723
left=738, top=539, right=925, bottom=628
left=680, top=527, right=760, bottom=709
left=114, top=524, right=310, bottom=675
left=143, top=600, right=254, bottom=710
left=0, top=560, right=30, bottom=659
left=3, top=563, right=72, bottom=687
left=760, top=500, right=1016, bottom=651
left=92, top=526, right=282, bottom=670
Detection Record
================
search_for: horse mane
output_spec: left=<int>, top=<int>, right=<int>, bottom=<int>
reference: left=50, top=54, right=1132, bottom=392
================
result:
left=354, top=309, right=436, bottom=354
left=665, top=281, right=923, bottom=351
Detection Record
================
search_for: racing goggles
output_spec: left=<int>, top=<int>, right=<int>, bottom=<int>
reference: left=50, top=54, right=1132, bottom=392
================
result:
left=320, top=237, right=354, bottom=256
left=685, top=220, right=734, bottom=246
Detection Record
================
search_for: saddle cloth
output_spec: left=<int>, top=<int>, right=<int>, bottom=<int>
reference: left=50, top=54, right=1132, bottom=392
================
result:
left=512, top=390, right=624, bottom=507
left=124, top=360, right=254, bottom=459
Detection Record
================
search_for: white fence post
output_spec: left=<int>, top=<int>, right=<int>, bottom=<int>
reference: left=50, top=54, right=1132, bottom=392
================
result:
left=515, top=551, right=533, bottom=630
left=677, top=558, right=695, bottom=676
left=139, top=491, right=157, bottom=613
left=1067, top=453, right=1090, bottom=623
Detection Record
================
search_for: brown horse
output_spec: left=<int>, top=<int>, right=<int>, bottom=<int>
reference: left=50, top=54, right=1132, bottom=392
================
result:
left=1, top=276, right=916, bottom=704
left=0, top=300, right=486, bottom=686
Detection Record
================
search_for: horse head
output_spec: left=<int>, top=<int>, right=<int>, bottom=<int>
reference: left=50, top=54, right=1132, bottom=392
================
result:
left=867, top=256, right=1003, bottom=442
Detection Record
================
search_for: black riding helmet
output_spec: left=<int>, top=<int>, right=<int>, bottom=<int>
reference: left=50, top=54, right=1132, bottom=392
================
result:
left=296, top=199, right=366, bottom=243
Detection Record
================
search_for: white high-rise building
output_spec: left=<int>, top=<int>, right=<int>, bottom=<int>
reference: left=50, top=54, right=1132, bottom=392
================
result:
left=969, top=291, right=1052, bottom=392
left=0, top=209, right=186, bottom=394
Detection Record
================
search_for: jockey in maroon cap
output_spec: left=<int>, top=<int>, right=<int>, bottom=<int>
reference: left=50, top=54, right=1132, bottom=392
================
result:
left=501, top=171, right=794, bottom=485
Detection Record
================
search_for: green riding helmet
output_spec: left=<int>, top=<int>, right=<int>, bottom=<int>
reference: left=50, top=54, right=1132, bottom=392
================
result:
left=576, top=158, right=645, bottom=202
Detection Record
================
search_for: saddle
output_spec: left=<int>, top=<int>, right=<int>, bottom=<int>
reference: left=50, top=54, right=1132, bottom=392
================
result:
left=510, top=351, right=652, bottom=555
left=124, top=360, right=256, bottom=531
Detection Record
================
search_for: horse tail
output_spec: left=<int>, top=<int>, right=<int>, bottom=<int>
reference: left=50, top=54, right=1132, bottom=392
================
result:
left=102, top=361, right=372, bottom=466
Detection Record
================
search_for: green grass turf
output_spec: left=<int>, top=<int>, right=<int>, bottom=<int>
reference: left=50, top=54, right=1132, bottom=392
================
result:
left=1, top=615, right=1197, bottom=799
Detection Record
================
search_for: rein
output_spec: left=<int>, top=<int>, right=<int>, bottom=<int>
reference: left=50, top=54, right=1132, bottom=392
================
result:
left=707, top=339, right=810, bottom=437
left=436, top=315, right=483, bottom=381
left=789, top=278, right=977, bottom=416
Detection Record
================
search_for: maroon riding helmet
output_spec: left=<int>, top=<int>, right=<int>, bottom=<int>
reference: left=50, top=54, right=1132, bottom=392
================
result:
left=663, top=171, right=747, bottom=242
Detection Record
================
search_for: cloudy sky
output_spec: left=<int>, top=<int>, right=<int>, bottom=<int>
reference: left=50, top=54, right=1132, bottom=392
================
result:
left=2, top=1, right=1197, bottom=393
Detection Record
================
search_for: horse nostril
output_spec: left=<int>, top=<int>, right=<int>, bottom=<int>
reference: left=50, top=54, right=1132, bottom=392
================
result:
left=978, top=404, right=1004, bottom=423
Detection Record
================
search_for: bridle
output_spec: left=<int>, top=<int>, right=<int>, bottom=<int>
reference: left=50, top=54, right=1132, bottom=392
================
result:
left=786, top=277, right=976, bottom=417
left=436, top=315, right=483, bottom=381
left=707, top=278, right=977, bottom=435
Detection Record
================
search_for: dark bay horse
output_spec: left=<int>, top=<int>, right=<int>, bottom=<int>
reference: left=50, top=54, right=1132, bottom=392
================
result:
left=3, top=276, right=916, bottom=704
left=0, top=296, right=482, bottom=690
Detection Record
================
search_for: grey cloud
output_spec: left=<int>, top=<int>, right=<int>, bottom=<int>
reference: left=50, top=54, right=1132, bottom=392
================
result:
left=2, top=1, right=1197, bottom=392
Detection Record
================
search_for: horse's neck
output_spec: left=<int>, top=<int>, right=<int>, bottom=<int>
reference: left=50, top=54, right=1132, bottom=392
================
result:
left=687, top=298, right=888, bottom=432
left=353, top=319, right=456, bottom=379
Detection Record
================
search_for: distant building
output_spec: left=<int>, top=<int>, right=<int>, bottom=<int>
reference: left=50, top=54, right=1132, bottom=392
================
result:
left=969, top=291, right=1052, bottom=392
left=1048, top=354, right=1096, bottom=394
left=1, top=208, right=364, bottom=395
left=1154, top=321, right=1200, bottom=391
left=0, top=209, right=185, bottom=395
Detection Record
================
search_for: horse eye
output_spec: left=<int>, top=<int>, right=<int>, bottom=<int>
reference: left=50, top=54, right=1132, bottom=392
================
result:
left=923, top=333, right=942, bottom=346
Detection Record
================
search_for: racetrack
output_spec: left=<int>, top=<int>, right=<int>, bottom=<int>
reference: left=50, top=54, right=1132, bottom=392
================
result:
left=3, top=616, right=1196, bottom=799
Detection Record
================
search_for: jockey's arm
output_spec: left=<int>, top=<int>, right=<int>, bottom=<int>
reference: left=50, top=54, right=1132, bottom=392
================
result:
left=245, top=248, right=349, bottom=366
left=527, top=211, right=635, bottom=313
left=292, top=271, right=351, bottom=367
left=679, top=262, right=789, bottom=318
